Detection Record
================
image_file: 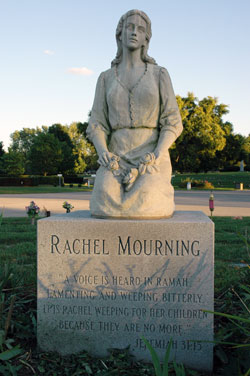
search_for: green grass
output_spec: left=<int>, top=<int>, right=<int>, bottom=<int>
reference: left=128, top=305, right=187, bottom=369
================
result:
left=0, top=184, right=93, bottom=194
left=0, top=217, right=249, bottom=375
left=0, top=218, right=37, bottom=287
left=214, top=217, right=250, bottom=262
left=172, top=171, right=250, bottom=189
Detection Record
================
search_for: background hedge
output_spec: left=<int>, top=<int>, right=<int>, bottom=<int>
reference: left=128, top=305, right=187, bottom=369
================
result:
left=0, top=175, right=64, bottom=186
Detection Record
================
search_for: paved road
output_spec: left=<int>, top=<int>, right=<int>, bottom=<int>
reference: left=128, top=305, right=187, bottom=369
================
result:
left=174, top=190, right=250, bottom=216
left=0, top=190, right=249, bottom=217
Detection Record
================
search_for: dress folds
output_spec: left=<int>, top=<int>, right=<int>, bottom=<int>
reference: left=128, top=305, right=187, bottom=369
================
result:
left=87, top=63, right=183, bottom=218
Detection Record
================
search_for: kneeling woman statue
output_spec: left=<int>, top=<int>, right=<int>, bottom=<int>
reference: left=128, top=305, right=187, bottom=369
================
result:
left=87, top=9, right=183, bottom=218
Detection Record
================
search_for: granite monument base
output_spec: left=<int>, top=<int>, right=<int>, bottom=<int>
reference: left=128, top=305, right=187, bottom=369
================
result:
left=37, top=211, right=214, bottom=372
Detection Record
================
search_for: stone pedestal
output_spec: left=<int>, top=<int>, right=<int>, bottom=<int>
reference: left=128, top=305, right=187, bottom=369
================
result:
left=37, top=211, right=214, bottom=372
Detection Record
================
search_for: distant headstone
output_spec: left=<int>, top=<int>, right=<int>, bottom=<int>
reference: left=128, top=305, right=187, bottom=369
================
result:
left=240, top=160, right=244, bottom=172
left=37, top=210, right=214, bottom=372
left=235, top=182, right=244, bottom=190
left=57, top=174, right=63, bottom=187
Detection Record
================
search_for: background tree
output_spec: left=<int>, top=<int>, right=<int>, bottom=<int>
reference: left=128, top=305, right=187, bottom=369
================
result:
left=171, top=93, right=227, bottom=172
left=241, top=134, right=250, bottom=170
left=67, top=123, right=88, bottom=174
left=0, top=142, right=5, bottom=174
left=10, top=127, right=44, bottom=173
left=48, top=124, right=76, bottom=174
left=11, top=127, right=41, bottom=152
left=76, top=122, right=88, bottom=139
left=215, top=132, right=248, bottom=170
left=2, top=149, right=25, bottom=176
left=8, top=122, right=98, bottom=176
left=28, top=133, right=64, bottom=176
left=76, top=122, right=99, bottom=172
left=48, top=123, right=73, bottom=147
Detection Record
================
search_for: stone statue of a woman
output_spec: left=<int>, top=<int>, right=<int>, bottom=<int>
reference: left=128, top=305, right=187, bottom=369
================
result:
left=87, top=9, right=183, bottom=218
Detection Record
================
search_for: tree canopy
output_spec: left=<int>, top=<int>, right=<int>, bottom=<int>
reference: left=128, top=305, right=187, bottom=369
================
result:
left=2, top=149, right=25, bottom=176
left=0, top=142, right=5, bottom=174
left=171, top=93, right=228, bottom=172
left=28, top=133, right=64, bottom=176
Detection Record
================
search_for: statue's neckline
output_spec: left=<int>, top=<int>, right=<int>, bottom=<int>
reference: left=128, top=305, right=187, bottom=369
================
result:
left=114, top=63, right=148, bottom=93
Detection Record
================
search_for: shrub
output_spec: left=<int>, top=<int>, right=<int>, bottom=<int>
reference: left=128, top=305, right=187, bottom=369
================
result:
left=203, top=180, right=214, bottom=189
left=82, top=178, right=88, bottom=185
left=37, top=175, right=64, bottom=185
left=179, top=178, right=214, bottom=189
left=220, top=165, right=240, bottom=172
left=0, top=175, right=64, bottom=186
left=0, top=176, right=38, bottom=186
left=179, top=178, right=191, bottom=188
left=64, top=176, right=83, bottom=184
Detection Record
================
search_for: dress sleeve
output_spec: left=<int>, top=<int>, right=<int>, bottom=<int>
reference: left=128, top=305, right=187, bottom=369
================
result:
left=86, top=72, right=111, bottom=141
left=159, top=67, right=183, bottom=138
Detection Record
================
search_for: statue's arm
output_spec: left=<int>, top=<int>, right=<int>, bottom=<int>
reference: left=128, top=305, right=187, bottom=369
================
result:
left=154, top=68, right=183, bottom=161
left=87, top=72, right=114, bottom=166
left=91, top=132, right=114, bottom=166
left=154, top=129, right=177, bottom=160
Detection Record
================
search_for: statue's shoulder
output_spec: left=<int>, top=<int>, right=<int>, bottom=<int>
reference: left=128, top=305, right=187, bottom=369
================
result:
left=152, top=65, right=173, bottom=87
left=150, top=64, right=169, bottom=79
left=153, top=65, right=170, bottom=75
left=95, top=68, right=114, bottom=87
left=99, top=67, right=114, bottom=80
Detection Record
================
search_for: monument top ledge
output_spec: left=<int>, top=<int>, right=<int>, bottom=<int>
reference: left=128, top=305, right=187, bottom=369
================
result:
left=39, top=210, right=213, bottom=224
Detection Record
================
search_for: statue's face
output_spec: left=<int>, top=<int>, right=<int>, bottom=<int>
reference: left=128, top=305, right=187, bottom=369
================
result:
left=121, top=14, right=147, bottom=51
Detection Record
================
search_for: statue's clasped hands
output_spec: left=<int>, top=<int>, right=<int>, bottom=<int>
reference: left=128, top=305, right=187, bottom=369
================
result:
left=123, top=152, right=160, bottom=192
left=98, top=151, right=160, bottom=192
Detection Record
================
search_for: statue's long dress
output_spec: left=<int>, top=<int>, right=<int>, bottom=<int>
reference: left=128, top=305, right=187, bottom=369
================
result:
left=87, top=64, right=183, bottom=218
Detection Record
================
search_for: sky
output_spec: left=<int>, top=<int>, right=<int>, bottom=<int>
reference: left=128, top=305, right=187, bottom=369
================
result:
left=0, top=0, right=249, bottom=150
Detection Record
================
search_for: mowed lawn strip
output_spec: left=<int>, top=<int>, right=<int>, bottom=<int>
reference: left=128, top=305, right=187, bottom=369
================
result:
left=0, top=184, right=93, bottom=194
left=172, top=171, right=250, bottom=189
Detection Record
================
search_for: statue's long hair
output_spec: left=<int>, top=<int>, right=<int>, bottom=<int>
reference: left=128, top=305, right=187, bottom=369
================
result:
left=111, top=9, right=157, bottom=67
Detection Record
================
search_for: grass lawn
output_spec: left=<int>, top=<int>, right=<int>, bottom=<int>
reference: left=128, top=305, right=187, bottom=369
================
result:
left=0, top=184, right=93, bottom=194
left=0, top=216, right=249, bottom=375
left=172, top=171, right=250, bottom=190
